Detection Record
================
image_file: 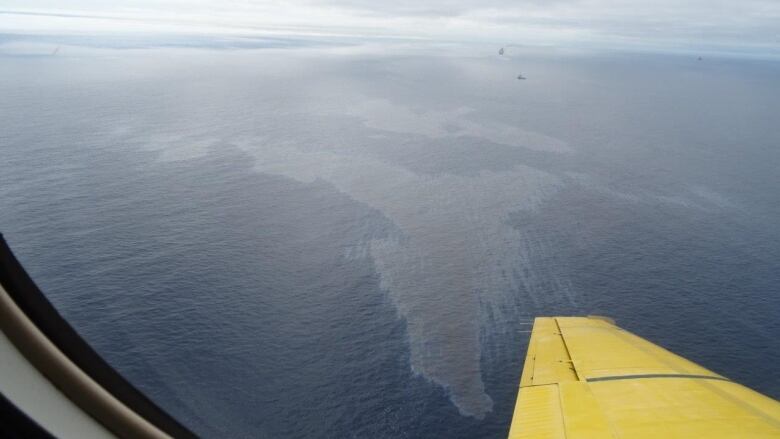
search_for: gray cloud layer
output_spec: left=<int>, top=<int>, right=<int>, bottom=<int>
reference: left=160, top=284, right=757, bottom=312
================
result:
left=1, top=0, right=779, bottom=54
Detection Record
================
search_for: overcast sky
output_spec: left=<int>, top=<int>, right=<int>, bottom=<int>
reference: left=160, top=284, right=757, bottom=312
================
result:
left=2, top=0, right=779, bottom=54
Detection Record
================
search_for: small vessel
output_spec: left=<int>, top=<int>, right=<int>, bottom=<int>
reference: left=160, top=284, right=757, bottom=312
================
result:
left=499, top=47, right=505, bottom=55
left=517, top=74, right=526, bottom=80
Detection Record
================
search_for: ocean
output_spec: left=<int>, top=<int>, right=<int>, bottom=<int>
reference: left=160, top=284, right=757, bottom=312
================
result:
left=1, top=37, right=779, bottom=438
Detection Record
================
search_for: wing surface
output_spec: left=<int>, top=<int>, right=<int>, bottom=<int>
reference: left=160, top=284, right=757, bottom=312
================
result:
left=508, top=316, right=780, bottom=439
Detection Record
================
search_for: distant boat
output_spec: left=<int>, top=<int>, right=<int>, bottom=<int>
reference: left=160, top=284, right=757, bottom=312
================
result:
left=517, top=74, right=526, bottom=80
left=499, top=47, right=505, bottom=55
left=698, top=56, right=703, bottom=61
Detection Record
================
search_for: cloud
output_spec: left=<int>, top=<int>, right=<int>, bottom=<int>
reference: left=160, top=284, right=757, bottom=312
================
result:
left=300, top=0, right=571, bottom=17
left=1, top=0, right=779, bottom=54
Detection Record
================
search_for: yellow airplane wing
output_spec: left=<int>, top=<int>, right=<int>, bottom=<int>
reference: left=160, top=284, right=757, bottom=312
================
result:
left=508, top=316, right=780, bottom=439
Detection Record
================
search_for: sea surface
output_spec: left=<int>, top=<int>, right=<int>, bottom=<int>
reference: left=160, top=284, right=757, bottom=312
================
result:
left=1, top=36, right=779, bottom=438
